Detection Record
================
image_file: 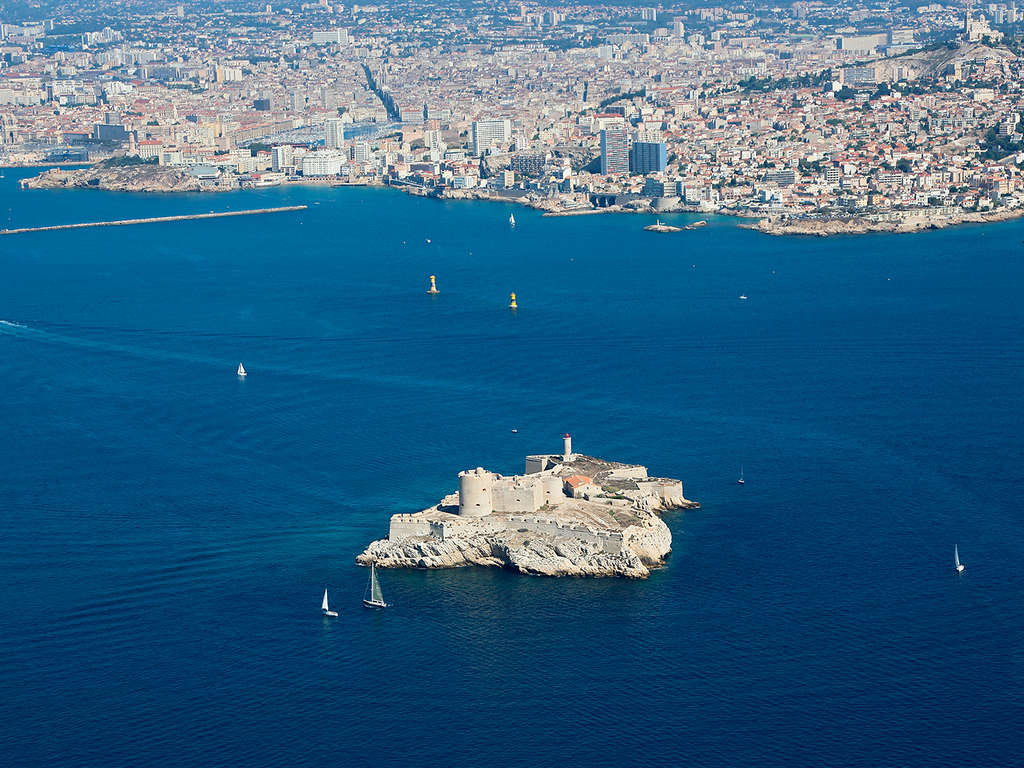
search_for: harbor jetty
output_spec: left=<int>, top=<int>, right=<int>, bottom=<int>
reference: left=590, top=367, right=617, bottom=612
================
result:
left=358, top=434, right=699, bottom=579
left=0, top=206, right=308, bottom=236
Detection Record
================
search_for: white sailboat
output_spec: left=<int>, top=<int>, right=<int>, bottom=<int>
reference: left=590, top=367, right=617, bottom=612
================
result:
left=321, top=587, right=338, bottom=617
left=737, top=466, right=745, bottom=485
left=237, top=362, right=247, bottom=377
left=954, top=545, right=965, bottom=573
left=509, top=212, right=516, bottom=227
left=362, top=562, right=389, bottom=608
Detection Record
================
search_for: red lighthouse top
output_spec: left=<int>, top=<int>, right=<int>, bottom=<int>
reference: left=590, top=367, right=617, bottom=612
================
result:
left=564, top=433, right=571, bottom=438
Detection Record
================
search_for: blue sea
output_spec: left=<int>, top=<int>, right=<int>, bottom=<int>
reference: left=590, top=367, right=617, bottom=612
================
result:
left=1, top=169, right=1021, bottom=766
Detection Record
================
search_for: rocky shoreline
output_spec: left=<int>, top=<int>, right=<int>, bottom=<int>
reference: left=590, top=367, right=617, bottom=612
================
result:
left=751, top=207, right=1024, bottom=236
left=22, top=165, right=236, bottom=193
left=356, top=499, right=693, bottom=579
left=21, top=162, right=1024, bottom=237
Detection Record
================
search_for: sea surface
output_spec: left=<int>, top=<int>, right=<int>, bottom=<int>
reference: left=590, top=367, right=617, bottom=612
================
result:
left=1, top=169, right=1022, bottom=766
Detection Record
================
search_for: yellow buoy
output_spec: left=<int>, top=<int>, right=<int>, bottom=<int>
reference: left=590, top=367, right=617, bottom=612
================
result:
left=509, top=292, right=517, bottom=309
left=427, top=275, right=439, bottom=294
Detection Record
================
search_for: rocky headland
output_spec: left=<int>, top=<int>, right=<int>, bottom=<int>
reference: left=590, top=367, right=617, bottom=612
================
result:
left=357, top=437, right=699, bottom=579
left=752, top=207, right=1024, bottom=236
left=23, top=164, right=235, bottom=193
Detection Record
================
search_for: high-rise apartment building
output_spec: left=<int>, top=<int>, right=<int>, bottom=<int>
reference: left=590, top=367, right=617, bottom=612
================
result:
left=272, top=144, right=294, bottom=172
left=630, top=141, right=667, bottom=173
left=351, top=141, right=372, bottom=164
left=324, top=118, right=345, bottom=149
left=600, top=128, right=629, bottom=175
left=312, top=30, right=349, bottom=44
left=472, top=119, right=512, bottom=156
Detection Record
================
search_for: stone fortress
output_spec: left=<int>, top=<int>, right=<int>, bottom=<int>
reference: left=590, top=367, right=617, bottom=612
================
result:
left=358, top=435, right=699, bottom=578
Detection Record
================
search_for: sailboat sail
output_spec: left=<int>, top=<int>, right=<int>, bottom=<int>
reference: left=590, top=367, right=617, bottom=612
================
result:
left=321, top=588, right=330, bottom=612
left=955, top=546, right=961, bottom=568
left=370, top=564, right=384, bottom=603
left=237, top=363, right=246, bottom=376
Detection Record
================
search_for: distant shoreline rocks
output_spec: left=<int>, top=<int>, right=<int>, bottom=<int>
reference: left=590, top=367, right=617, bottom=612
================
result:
left=22, top=164, right=235, bottom=193
left=751, top=207, right=1024, bottom=236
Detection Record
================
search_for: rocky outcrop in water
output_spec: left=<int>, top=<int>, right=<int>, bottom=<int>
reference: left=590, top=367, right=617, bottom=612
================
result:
left=357, top=512, right=677, bottom=579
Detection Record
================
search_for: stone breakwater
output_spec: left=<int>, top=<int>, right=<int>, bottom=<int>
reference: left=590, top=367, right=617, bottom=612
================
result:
left=357, top=444, right=699, bottom=579
left=0, top=206, right=308, bottom=235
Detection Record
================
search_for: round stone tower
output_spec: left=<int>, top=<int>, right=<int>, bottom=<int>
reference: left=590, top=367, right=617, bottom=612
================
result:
left=458, top=467, right=493, bottom=517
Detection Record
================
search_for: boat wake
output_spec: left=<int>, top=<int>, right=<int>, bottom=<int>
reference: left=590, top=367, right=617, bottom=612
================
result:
left=0, top=318, right=226, bottom=369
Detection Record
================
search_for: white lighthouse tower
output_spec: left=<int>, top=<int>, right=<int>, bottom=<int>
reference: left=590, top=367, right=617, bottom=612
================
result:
left=563, top=433, right=573, bottom=463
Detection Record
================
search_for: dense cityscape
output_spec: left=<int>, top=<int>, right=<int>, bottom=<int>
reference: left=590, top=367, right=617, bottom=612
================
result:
left=3, top=0, right=1024, bottom=232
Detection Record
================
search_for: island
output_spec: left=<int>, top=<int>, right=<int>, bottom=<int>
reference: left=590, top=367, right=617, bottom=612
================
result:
left=644, top=220, right=683, bottom=233
left=357, top=434, right=699, bottom=579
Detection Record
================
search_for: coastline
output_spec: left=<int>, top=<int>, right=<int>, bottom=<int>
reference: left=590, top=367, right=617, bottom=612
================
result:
left=749, top=207, right=1024, bottom=236
left=0, top=161, right=93, bottom=169
left=16, top=163, right=1024, bottom=236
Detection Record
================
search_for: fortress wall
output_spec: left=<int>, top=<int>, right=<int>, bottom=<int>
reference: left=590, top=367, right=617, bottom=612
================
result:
left=492, top=478, right=544, bottom=514
left=505, top=515, right=626, bottom=554
left=525, top=456, right=550, bottom=474
left=389, top=516, right=432, bottom=540
left=637, top=479, right=685, bottom=504
left=439, top=517, right=505, bottom=538
left=390, top=513, right=504, bottom=542
left=605, top=465, right=649, bottom=481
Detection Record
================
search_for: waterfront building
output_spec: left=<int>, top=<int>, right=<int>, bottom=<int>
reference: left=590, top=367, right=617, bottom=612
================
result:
left=472, top=119, right=512, bottom=156
left=325, top=118, right=345, bottom=149
left=630, top=141, right=667, bottom=174
left=301, top=151, right=344, bottom=177
left=271, top=144, right=293, bottom=173
left=600, top=128, right=629, bottom=175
